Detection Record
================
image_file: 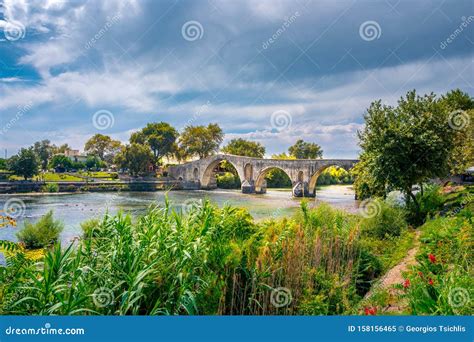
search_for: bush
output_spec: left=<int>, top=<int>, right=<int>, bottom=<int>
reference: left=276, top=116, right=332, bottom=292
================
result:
left=360, top=199, right=407, bottom=239
left=16, top=211, right=63, bottom=249
left=42, top=182, right=59, bottom=193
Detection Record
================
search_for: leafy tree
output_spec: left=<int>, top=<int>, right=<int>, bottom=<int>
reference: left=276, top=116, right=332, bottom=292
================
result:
left=84, top=134, right=122, bottom=164
left=439, top=89, right=474, bottom=174
left=33, top=140, right=54, bottom=170
left=357, top=90, right=456, bottom=214
left=0, top=158, right=6, bottom=170
left=221, top=138, right=265, bottom=158
left=288, top=139, right=323, bottom=159
left=9, top=148, right=39, bottom=180
left=115, top=143, right=153, bottom=177
left=130, top=122, right=178, bottom=162
left=49, top=154, right=72, bottom=171
left=178, top=123, right=223, bottom=159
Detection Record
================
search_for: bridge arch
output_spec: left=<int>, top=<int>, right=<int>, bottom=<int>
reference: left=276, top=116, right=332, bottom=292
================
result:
left=254, top=166, right=292, bottom=194
left=200, top=156, right=244, bottom=189
left=308, top=163, right=353, bottom=195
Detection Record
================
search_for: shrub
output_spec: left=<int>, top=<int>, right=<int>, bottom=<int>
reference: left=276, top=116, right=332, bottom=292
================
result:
left=406, top=184, right=444, bottom=225
left=42, top=183, right=59, bottom=193
left=16, top=211, right=63, bottom=249
left=360, top=200, right=407, bottom=239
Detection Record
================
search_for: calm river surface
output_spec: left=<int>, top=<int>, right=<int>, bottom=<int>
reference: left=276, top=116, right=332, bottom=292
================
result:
left=0, top=185, right=358, bottom=246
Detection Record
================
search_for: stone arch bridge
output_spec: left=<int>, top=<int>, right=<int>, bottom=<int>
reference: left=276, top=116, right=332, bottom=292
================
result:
left=168, top=154, right=358, bottom=197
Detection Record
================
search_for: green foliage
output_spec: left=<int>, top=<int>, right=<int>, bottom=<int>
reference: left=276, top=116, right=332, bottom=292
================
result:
left=288, top=139, right=323, bottom=159
left=0, top=158, right=7, bottom=170
left=357, top=90, right=458, bottom=215
left=216, top=172, right=241, bottom=188
left=49, top=154, right=72, bottom=171
left=360, top=199, right=407, bottom=239
left=16, top=211, right=63, bottom=249
left=42, top=183, right=59, bottom=193
left=8, top=148, right=40, bottom=180
left=221, top=138, right=265, bottom=158
left=317, top=166, right=353, bottom=185
left=265, top=169, right=292, bottom=188
left=130, top=122, right=178, bottom=162
left=114, top=143, right=153, bottom=176
left=33, top=140, right=54, bottom=171
left=85, top=155, right=105, bottom=170
left=178, top=123, right=224, bottom=159
left=84, top=134, right=122, bottom=165
left=400, top=216, right=473, bottom=315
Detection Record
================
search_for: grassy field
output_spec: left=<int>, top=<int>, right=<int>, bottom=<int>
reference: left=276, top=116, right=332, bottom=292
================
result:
left=9, top=173, right=85, bottom=182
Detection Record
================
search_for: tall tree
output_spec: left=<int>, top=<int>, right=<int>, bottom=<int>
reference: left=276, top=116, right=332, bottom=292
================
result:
left=130, top=122, right=178, bottom=162
left=52, top=144, right=71, bottom=154
left=8, top=148, right=39, bottom=180
left=357, top=90, right=456, bottom=212
left=288, top=139, right=323, bottom=159
left=178, top=123, right=223, bottom=159
left=221, top=138, right=265, bottom=158
left=33, top=140, right=54, bottom=171
left=84, top=134, right=122, bottom=164
left=439, top=89, right=474, bottom=174
left=49, top=154, right=72, bottom=171
left=114, top=143, right=153, bottom=177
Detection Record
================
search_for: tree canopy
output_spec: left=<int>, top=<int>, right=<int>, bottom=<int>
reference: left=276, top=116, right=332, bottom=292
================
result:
left=221, top=138, right=265, bottom=158
left=178, top=123, right=223, bottom=159
left=355, top=90, right=462, bottom=211
left=8, top=148, right=39, bottom=180
left=84, top=134, right=122, bottom=164
left=115, top=143, right=153, bottom=177
left=288, top=139, right=323, bottom=159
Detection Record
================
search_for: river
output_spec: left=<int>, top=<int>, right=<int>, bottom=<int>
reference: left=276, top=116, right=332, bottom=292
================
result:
left=0, top=185, right=358, bottom=246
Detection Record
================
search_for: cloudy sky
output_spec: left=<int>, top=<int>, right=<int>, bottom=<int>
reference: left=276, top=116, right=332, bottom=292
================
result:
left=0, top=0, right=472, bottom=158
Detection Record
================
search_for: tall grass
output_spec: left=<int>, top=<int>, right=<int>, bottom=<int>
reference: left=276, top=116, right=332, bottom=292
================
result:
left=0, top=199, right=409, bottom=315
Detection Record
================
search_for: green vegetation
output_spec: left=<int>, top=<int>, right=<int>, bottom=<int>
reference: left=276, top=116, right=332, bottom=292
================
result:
left=354, top=89, right=473, bottom=224
left=8, top=148, right=39, bottom=180
left=400, top=214, right=473, bottom=315
left=84, top=134, right=122, bottom=165
left=0, top=196, right=417, bottom=315
left=316, top=166, right=353, bottom=185
left=9, top=173, right=84, bottom=182
left=15, top=211, right=63, bottom=249
left=42, top=183, right=59, bottom=193
left=221, top=138, right=265, bottom=158
left=177, top=123, right=224, bottom=159
left=288, top=139, right=323, bottom=159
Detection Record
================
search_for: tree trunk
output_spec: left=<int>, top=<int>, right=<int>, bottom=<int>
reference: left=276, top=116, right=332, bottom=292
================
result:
left=408, top=190, right=420, bottom=211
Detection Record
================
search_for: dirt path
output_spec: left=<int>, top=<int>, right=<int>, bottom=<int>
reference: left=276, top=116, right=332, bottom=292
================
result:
left=364, top=231, right=421, bottom=313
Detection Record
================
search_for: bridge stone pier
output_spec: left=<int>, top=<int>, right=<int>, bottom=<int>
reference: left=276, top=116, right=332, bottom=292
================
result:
left=167, top=154, right=358, bottom=197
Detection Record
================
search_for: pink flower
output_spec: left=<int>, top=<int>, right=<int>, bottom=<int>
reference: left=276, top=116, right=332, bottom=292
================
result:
left=403, top=279, right=410, bottom=289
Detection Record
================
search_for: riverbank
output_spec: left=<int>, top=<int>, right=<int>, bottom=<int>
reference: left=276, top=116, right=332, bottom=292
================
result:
left=0, top=180, right=182, bottom=194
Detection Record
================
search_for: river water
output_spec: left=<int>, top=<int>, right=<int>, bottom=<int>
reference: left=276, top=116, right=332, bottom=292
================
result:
left=0, top=185, right=358, bottom=246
